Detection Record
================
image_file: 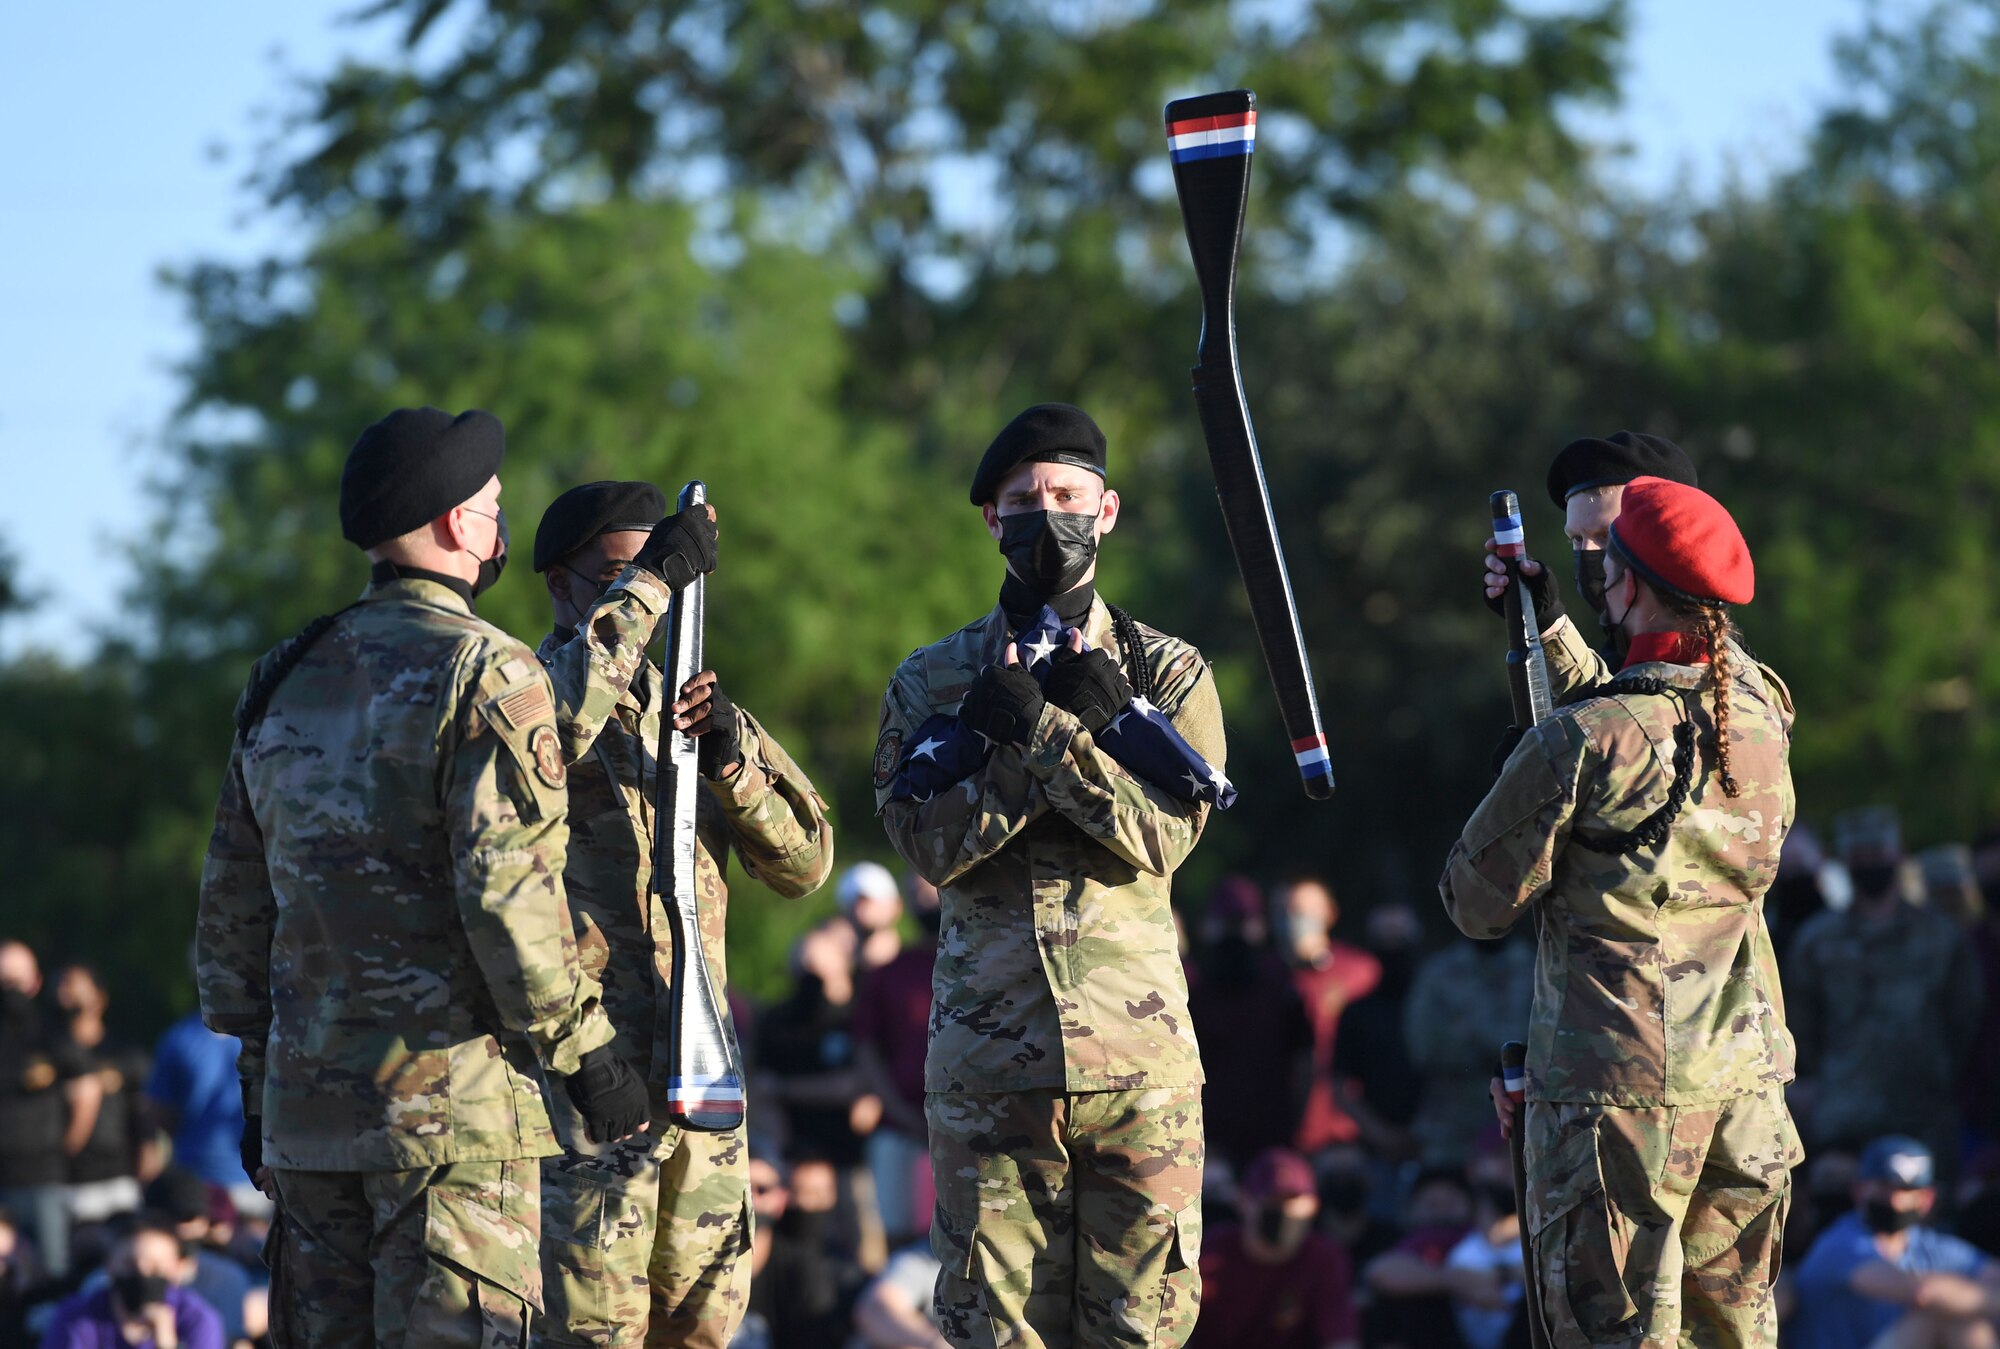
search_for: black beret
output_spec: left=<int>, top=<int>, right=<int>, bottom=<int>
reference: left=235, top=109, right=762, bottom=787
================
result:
left=1546, top=430, right=1696, bottom=509
left=533, top=480, right=667, bottom=572
left=969, top=403, right=1107, bottom=506
left=339, top=407, right=506, bottom=549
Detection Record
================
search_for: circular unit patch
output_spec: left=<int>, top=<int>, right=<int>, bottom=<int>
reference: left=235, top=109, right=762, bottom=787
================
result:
left=530, top=725, right=568, bottom=789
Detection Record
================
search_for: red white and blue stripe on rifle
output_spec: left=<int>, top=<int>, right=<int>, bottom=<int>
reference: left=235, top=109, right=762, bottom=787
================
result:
left=668, top=1076, right=744, bottom=1111
left=1292, top=733, right=1333, bottom=779
left=1168, top=110, right=1256, bottom=163
left=1493, top=511, right=1526, bottom=558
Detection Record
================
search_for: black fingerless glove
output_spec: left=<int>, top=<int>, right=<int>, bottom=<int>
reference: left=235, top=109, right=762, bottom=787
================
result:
left=1484, top=558, right=1566, bottom=629
left=959, top=664, right=1045, bottom=747
left=565, top=1046, right=650, bottom=1142
left=1490, top=725, right=1527, bottom=777
left=241, top=1117, right=263, bottom=1180
left=633, top=507, right=719, bottom=592
left=698, top=681, right=742, bottom=779
left=1043, top=647, right=1133, bottom=735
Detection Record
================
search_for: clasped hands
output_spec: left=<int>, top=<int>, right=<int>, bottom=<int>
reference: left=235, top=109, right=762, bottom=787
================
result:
left=959, top=630, right=1133, bottom=747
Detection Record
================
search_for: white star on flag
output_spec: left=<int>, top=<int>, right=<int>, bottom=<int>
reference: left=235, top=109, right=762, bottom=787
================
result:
left=911, top=736, right=946, bottom=761
left=1182, top=769, right=1206, bottom=795
left=1024, top=632, right=1059, bottom=665
left=1130, top=695, right=1158, bottom=718
left=1208, top=765, right=1232, bottom=794
left=1107, top=710, right=1131, bottom=736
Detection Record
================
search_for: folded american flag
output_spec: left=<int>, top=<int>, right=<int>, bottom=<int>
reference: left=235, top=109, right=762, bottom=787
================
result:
left=889, top=606, right=1236, bottom=809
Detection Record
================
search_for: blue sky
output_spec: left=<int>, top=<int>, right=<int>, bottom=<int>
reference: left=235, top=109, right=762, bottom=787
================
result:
left=0, top=1, right=1901, bottom=655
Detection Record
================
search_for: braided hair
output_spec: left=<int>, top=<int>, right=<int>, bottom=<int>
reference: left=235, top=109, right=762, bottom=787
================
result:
left=1660, top=593, right=1742, bottom=798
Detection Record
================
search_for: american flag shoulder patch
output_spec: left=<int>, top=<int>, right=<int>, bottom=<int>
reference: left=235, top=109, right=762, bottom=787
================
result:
left=492, top=680, right=553, bottom=730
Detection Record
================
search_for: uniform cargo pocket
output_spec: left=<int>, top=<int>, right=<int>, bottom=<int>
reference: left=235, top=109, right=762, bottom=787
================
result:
left=1167, top=1199, right=1202, bottom=1272
left=408, top=1160, right=544, bottom=1348
left=1529, top=1121, right=1641, bottom=1347
left=261, top=1213, right=295, bottom=1349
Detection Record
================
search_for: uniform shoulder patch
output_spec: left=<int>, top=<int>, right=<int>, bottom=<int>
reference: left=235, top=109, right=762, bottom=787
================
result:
left=530, top=724, right=567, bottom=789
left=493, top=681, right=554, bottom=731
left=873, top=728, right=903, bottom=788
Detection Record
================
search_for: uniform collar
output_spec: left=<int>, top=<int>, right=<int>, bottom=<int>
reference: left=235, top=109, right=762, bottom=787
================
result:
left=1621, top=631, right=1710, bottom=671
left=365, top=564, right=474, bottom=614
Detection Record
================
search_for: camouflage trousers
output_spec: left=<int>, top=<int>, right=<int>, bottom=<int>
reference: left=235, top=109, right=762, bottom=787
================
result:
left=532, top=1125, right=751, bottom=1348
left=927, top=1087, right=1203, bottom=1349
left=1524, top=1088, right=1802, bottom=1349
left=267, top=1158, right=543, bottom=1348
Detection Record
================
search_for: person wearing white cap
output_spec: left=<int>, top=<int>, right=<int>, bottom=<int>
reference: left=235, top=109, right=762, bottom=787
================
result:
left=838, top=862, right=905, bottom=972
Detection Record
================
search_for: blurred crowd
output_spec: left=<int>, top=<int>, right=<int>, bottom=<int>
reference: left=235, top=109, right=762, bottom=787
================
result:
left=6, top=800, right=1999, bottom=1347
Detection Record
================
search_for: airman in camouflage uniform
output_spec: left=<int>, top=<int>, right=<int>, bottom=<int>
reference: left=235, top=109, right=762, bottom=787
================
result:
left=197, top=408, right=650, bottom=1347
left=1445, top=477, right=1800, bottom=1348
left=1786, top=806, right=1981, bottom=1205
left=1405, top=936, right=1534, bottom=1166
left=528, top=480, right=834, bottom=1348
left=876, top=405, right=1220, bottom=1349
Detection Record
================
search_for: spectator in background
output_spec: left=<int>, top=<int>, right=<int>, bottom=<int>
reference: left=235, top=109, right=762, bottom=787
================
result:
left=737, top=1146, right=856, bottom=1349
left=1790, top=1136, right=2000, bottom=1349
left=1275, top=875, right=1380, bottom=1155
left=0, top=941, right=98, bottom=1280
left=838, top=862, right=906, bottom=974
left=1441, top=1144, right=1525, bottom=1349
left=1314, top=1143, right=1400, bottom=1270
left=1189, top=1147, right=1358, bottom=1349
left=1364, top=1167, right=1476, bottom=1349
left=143, top=1168, right=260, bottom=1347
left=38, top=1212, right=224, bottom=1349
left=0, top=1208, right=32, bottom=1347
left=1187, top=877, right=1314, bottom=1173
left=1921, top=844, right=1985, bottom=928
left=753, top=921, right=879, bottom=1258
left=855, top=873, right=939, bottom=1250
left=1404, top=932, right=1532, bottom=1167
left=54, top=966, right=153, bottom=1227
left=143, top=988, right=258, bottom=1221
left=1765, top=821, right=1833, bottom=955
left=852, top=1228, right=948, bottom=1349
left=1790, top=807, right=1982, bottom=1206
left=1330, top=903, right=1425, bottom=1165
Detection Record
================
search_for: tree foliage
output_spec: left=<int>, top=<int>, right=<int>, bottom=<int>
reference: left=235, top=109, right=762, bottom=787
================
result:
left=11, top=0, right=2000, bottom=1028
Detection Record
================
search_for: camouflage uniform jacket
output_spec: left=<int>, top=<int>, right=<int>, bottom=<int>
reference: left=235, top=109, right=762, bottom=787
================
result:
left=1787, top=901, right=1982, bottom=1142
left=536, top=565, right=833, bottom=1119
left=874, top=598, right=1224, bottom=1095
left=197, top=576, right=615, bottom=1171
left=1441, top=641, right=1796, bottom=1108
left=1405, top=939, right=1536, bottom=1163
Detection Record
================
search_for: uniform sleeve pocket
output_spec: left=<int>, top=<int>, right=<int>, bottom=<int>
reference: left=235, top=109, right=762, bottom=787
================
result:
left=1527, top=1122, right=1640, bottom=1346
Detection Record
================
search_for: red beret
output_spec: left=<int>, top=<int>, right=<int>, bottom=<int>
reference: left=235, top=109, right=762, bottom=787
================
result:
left=1608, top=476, right=1754, bottom=606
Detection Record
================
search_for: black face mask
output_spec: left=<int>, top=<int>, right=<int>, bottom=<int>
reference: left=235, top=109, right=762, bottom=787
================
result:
left=1850, top=863, right=1900, bottom=900
left=1256, top=1203, right=1289, bottom=1245
left=472, top=507, right=510, bottom=600
left=999, top=509, right=1099, bottom=597
left=1320, top=1175, right=1368, bottom=1215
left=1574, top=547, right=1609, bottom=620
left=1863, top=1198, right=1921, bottom=1234
left=114, top=1272, right=170, bottom=1309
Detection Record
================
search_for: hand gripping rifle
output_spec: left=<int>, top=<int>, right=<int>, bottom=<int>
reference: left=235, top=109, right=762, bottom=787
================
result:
left=655, top=480, right=745, bottom=1132
left=1166, top=89, right=1334, bottom=799
left=1490, top=491, right=1554, bottom=730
